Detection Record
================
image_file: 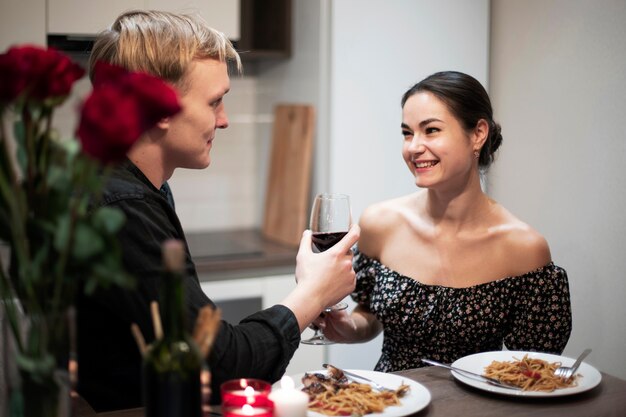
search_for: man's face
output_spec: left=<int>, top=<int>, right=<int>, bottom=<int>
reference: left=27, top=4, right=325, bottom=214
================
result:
left=161, top=58, right=230, bottom=171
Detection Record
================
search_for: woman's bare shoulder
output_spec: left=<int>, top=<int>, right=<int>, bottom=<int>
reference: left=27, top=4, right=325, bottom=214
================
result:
left=492, top=206, right=552, bottom=274
left=358, top=194, right=416, bottom=256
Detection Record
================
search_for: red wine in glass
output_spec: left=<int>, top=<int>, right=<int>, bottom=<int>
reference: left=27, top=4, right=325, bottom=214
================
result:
left=301, top=193, right=352, bottom=345
left=311, top=231, right=349, bottom=252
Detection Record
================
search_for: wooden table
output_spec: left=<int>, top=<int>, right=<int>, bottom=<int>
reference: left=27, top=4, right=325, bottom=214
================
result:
left=395, top=366, right=626, bottom=417
left=81, top=366, right=626, bottom=417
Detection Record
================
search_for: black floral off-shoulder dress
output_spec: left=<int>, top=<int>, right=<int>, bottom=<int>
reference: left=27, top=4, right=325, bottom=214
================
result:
left=350, top=250, right=572, bottom=372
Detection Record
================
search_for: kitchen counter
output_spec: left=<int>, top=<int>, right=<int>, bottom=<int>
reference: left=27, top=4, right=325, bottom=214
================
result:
left=186, top=228, right=298, bottom=281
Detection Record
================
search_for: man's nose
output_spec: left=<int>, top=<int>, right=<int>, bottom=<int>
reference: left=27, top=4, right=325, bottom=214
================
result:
left=216, top=107, right=229, bottom=129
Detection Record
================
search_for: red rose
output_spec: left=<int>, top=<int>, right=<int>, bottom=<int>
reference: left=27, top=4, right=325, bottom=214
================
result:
left=0, top=46, right=35, bottom=103
left=125, top=72, right=181, bottom=130
left=92, top=62, right=181, bottom=128
left=0, top=45, right=84, bottom=104
left=77, top=62, right=181, bottom=164
left=77, top=85, right=143, bottom=164
left=32, top=49, right=85, bottom=100
left=91, top=61, right=127, bottom=88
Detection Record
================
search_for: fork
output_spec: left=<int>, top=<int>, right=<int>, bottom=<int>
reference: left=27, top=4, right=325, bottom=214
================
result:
left=554, top=348, right=592, bottom=380
left=322, top=364, right=395, bottom=392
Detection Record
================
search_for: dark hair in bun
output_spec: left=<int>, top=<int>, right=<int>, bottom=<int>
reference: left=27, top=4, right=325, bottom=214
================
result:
left=401, top=71, right=503, bottom=169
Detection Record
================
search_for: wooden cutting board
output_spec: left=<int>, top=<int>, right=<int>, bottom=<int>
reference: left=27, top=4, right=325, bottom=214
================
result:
left=262, top=104, right=315, bottom=247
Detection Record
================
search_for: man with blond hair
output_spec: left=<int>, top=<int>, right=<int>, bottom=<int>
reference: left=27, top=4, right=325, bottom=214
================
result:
left=79, top=10, right=359, bottom=411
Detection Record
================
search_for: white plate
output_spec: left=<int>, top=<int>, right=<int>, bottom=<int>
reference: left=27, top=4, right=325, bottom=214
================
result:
left=279, top=369, right=431, bottom=417
left=451, top=351, right=602, bottom=397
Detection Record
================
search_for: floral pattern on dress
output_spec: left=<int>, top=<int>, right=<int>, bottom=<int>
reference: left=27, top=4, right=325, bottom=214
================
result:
left=351, top=250, right=572, bottom=372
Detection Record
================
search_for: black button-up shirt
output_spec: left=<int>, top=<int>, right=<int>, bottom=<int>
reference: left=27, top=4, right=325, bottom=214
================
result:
left=77, top=160, right=300, bottom=412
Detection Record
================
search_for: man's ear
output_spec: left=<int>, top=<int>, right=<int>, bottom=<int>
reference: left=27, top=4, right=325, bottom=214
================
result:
left=156, top=117, right=170, bottom=130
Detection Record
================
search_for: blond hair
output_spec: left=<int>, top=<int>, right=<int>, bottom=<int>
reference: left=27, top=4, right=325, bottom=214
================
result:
left=89, top=10, right=241, bottom=89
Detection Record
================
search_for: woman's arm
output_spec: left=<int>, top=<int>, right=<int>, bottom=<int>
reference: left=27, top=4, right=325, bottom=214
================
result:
left=503, top=264, right=572, bottom=353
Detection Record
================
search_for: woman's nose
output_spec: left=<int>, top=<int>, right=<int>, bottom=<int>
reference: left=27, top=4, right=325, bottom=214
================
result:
left=407, top=134, right=426, bottom=153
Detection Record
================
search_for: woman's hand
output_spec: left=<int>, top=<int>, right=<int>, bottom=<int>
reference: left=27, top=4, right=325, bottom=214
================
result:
left=312, top=309, right=358, bottom=343
left=313, top=305, right=383, bottom=343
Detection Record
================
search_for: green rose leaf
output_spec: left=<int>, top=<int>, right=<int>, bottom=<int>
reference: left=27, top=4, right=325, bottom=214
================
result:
left=13, top=118, right=27, bottom=172
left=54, top=215, right=106, bottom=260
left=15, top=352, right=56, bottom=381
left=93, top=206, right=126, bottom=234
left=53, top=214, right=70, bottom=253
left=72, top=223, right=105, bottom=259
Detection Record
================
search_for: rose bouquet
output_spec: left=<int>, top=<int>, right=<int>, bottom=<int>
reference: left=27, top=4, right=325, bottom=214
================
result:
left=0, top=45, right=181, bottom=416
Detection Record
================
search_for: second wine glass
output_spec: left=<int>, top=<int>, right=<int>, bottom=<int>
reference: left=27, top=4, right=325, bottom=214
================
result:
left=301, top=193, right=352, bottom=345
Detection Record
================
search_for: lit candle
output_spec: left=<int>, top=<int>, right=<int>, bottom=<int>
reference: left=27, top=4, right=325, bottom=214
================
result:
left=201, top=367, right=212, bottom=414
left=221, top=378, right=272, bottom=407
left=223, top=404, right=273, bottom=417
left=268, top=376, right=309, bottom=417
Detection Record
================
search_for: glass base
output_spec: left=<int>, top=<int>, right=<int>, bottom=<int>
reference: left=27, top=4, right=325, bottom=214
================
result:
left=300, top=302, right=348, bottom=345
left=324, top=301, right=348, bottom=312
left=300, top=334, right=335, bottom=345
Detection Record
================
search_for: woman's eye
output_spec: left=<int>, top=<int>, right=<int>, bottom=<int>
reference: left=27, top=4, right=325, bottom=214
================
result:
left=402, top=130, right=413, bottom=138
left=210, top=98, right=223, bottom=108
left=425, top=127, right=439, bottom=134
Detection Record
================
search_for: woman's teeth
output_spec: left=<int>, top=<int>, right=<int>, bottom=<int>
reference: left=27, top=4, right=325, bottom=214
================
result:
left=415, top=161, right=438, bottom=168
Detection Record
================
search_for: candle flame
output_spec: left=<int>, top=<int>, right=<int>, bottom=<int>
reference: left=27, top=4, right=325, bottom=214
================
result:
left=244, top=386, right=255, bottom=398
left=201, top=369, right=210, bottom=385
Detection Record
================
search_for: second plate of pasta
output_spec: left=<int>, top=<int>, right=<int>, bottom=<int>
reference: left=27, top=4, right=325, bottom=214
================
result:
left=282, top=369, right=431, bottom=417
left=451, top=351, right=602, bottom=397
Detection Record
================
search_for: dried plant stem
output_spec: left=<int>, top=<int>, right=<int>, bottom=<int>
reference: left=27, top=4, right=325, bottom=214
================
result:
left=150, top=301, right=163, bottom=340
left=0, top=265, right=23, bottom=352
left=131, top=323, right=147, bottom=355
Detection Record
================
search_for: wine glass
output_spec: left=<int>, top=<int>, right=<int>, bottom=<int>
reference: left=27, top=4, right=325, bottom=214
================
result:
left=301, top=193, right=352, bottom=345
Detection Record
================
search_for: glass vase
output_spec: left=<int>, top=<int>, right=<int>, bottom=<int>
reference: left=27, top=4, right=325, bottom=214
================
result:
left=6, top=309, right=75, bottom=417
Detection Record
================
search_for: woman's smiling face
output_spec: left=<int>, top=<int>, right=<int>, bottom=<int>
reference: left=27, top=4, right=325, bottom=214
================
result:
left=401, top=91, right=479, bottom=190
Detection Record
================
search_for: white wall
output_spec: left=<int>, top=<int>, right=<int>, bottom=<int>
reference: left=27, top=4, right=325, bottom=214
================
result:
left=328, top=0, right=490, bottom=221
left=489, top=0, right=626, bottom=379
left=327, top=0, right=490, bottom=369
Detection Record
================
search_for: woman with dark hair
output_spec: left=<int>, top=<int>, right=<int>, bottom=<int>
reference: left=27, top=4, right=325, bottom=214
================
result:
left=318, top=71, right=572, bottom=372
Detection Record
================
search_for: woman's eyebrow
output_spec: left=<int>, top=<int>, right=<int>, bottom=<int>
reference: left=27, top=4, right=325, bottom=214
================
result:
left=418, top=118, right=443, bottom=128
left=401, top=118, right=444, bottom=131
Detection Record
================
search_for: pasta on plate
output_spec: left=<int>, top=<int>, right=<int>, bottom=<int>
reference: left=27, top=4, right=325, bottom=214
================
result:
left=483, top=354, right=578, bottom=392
left=301, top=370, right=410, bottom=416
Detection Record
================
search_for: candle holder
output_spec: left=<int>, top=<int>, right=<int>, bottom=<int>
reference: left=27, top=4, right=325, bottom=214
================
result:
left=222, top=404, right=273, bottom=417
left=221, top=378, right=272, bottom=408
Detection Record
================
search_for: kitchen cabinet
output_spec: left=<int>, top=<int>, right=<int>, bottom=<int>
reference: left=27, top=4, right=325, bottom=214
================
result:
left=0, top=0, right=46, bottom=50
left=199, top=274, right=324, bottom=376
left=146, top=0, right=239, bottom=40
left=235, top=0, right=292, bottom=60
left=47, top=0, right=143, bottom=36
left=46, top=0, right=292, bottom=61
left=46, top=0, right=240, bottom=40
